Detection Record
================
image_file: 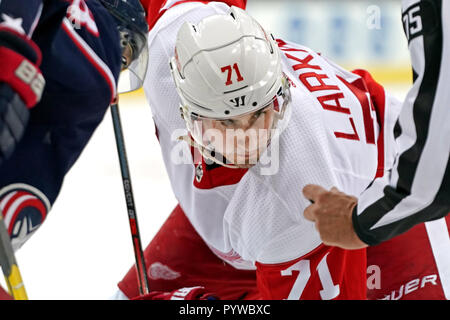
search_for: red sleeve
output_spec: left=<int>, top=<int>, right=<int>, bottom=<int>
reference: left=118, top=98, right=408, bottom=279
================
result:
left=350, top=69, right=387, bottom=138
left=338, top=69, right=387, bottom=179
left=255, top=245, right=367, bottom=300
left=350, top=69, right=387, bottom=179
left=139, top=0, right=247, bottom=30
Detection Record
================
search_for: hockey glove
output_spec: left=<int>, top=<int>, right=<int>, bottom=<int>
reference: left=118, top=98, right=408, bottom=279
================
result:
left=132, top=286, right=219, bottom=300
left=0, top=27, right=45, bottom=164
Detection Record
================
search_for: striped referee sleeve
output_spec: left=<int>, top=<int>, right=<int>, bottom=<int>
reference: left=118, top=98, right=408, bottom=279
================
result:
left=352, top=0, right=450, bottom=245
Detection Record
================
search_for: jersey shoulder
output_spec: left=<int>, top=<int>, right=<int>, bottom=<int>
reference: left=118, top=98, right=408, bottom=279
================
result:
left=140, top=0, right=247, bottom=31
left=36, top=0, right=121, bottom=105
left=277, top=38, right=387, bottom=189
left=65, top=0, right=122, bottom=100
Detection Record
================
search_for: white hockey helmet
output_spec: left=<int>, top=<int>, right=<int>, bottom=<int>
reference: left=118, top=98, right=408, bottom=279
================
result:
left=170, top=6, right=290, bottom=117
left=169, top=6, right=291, bottom=167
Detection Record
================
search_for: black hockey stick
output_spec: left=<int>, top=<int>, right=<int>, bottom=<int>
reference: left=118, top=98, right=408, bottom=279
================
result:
left=0, top=210, right=27, bottom=299
left=110, top=101, right=150, bottom=296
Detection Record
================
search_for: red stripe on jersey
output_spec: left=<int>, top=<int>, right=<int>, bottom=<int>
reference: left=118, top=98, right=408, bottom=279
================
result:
left=7, top=197, right=46, bottom=234
left=61, top=19, right=116, bottom=103
left=1, top=191, right=27, bottom=218
left=338, top=71, right=387, bottom=179
left=351, top=70, right=387, bottom=179
left=337, top=75, right=376, bottom=145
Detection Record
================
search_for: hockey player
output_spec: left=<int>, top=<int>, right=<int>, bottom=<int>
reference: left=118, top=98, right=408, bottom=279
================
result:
left=0, top=0, right=148, bottom=298
left=115, top=1, right=404, bottom=300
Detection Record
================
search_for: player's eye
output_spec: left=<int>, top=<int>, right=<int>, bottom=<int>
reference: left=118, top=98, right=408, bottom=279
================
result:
left=121, top=44, right=134, bottom=70
left=251, top=110, right=266, bottom=122
left=221, top=119, right=236, bottom=127
left=253, top=110, right=265, bottom=119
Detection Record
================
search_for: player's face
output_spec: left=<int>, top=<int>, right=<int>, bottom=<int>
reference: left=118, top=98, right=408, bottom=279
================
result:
left=199, top=103, right=276, bottom=164
left=121, top=44, right=133, bottom=70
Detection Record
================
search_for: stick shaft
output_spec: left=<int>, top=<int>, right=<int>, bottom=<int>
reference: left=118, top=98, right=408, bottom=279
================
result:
left=0, top=211, right=27, bottom=300
left=110, top=103, right=150, bottom=296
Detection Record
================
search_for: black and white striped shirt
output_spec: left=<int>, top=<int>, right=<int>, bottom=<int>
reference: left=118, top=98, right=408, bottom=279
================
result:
left=353, top=0, right=450, bottom=245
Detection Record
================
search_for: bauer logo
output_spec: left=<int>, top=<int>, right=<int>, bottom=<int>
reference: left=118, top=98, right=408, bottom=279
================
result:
left=0, top=184, right=51, bottom=251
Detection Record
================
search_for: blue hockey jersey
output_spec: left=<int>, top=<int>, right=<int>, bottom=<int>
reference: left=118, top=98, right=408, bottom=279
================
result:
left=0, top=0, right=121, bottom=250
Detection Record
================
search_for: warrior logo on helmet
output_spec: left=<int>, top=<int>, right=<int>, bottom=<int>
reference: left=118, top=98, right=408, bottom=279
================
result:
left=229, top=95, right=246, bottom=108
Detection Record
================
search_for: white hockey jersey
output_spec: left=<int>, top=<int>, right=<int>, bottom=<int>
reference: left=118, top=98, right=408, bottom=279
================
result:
left=143, top=1, right=402, bottom=270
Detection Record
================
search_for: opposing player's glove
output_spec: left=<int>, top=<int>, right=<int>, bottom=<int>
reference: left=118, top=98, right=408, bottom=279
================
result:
left=132, top=286, right=219, bottom=300
left=0, top=27, right=45, bottom=164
